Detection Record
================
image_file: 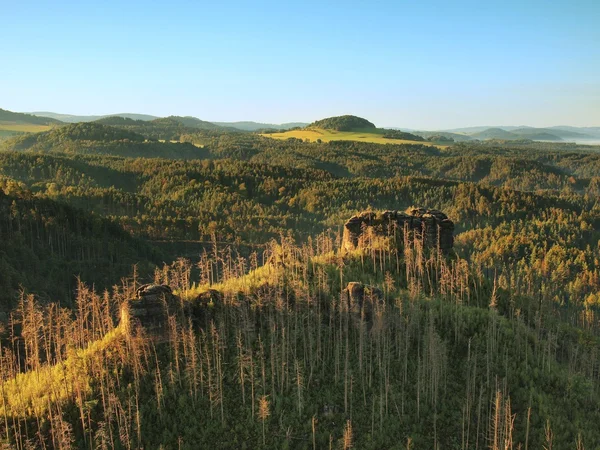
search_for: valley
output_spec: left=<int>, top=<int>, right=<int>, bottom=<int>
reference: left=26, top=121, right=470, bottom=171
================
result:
left=0, top=109, right=600, bottom=448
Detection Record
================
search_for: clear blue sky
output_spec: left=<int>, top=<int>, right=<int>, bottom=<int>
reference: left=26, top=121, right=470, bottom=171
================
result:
left=2, top=0, right=599, bottom=129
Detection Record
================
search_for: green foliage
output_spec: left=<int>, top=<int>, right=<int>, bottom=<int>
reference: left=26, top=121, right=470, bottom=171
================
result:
left=0, top=123, right=600, bottom=448
left=382, top=129, right=425, bottom=141
left=0, top=183, right=162, bottom=309
left=0, top=122, right=211, bottom=159
left=0, top=108, right=63, bottom=125
left=310, top=115, right=376, bottom=131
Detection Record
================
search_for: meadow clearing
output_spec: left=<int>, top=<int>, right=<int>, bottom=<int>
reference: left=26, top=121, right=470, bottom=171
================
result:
left=263, top=127, right=444, bottom=147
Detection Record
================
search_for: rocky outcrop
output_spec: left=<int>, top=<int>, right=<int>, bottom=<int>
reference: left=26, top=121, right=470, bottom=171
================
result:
left=342, top=208, right=454, bottom=253
left=121, top=284, right=181, bottom=336
left=190, top=289, right=223, bottom=325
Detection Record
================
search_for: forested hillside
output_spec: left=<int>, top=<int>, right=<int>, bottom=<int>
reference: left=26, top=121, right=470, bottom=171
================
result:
left=0, top=109, right=65, bottom=140
left=0, top=179, right=163, bottom=310
left=0, top=123, right=599, bottom=449
left=0, top=123, right=210, bottom=159
left=0, top=109, right=63, bottom=126
left=310, top=115, right=377, bottom=131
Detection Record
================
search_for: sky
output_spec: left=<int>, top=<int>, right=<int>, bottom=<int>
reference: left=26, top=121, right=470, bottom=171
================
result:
left=1, top=0, right=599, bottom=129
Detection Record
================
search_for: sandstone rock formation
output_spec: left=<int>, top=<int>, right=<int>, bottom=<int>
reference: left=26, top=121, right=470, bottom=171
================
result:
left=341, top=208, right=454, bottom=253
left=121, top=284, right=180, bottom=336
left=190, top=289, right=223, bottom=324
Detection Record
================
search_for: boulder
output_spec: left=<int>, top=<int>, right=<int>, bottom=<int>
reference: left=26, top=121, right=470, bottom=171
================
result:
left=342, top=208, right=454, bottom=253
left=122, top=284, right=179, bottom=335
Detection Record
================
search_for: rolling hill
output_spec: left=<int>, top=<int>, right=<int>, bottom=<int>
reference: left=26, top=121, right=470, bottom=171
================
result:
left=0, top=122, right=210, bottom=159
left=471, top=127, right=524, bottom=140
left=0, top=108, right=64, bottom=139
left=310, top=114, right=376, bottom=131
left=160, top=115, right=233, bottom=131
left=264, top=115, right=443, bottom=147
left=442, top=125, right=597, bottom=141
left=469, top=127, right=565, bottom=141
left=88, top=115, right=238, bottom=141
left=30, top=111, right=159, bottom=122
left=512, top=127, right=589, bottom=140
left=550, top=125, right=600, bottom=139
left=213, top=121, right=309, bottom=131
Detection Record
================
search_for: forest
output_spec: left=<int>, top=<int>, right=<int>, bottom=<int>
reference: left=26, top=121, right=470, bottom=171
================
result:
left=0, top=117, right=599, bottom=449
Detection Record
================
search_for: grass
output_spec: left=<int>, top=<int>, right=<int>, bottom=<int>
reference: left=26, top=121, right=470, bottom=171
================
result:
left=262, top=127, right=446, bottom=148
left=183, top=261, right=286, bottom=299
left=0, top=121, right=53, bottom=133
left=0, top=326, right=126, bottom=418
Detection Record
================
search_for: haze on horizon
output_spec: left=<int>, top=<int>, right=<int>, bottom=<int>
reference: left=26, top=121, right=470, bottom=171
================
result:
left=1, top=0, right=598, bottom=130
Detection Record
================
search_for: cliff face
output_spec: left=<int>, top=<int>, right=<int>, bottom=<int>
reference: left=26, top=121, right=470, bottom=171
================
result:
left=342, top=208, right=454, bottom=253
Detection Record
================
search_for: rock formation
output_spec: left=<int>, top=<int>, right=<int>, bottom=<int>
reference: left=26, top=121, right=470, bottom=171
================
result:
left=190, top=289, right=223, bottom=324
left=341, top=208, right=454, bottom=253
left=121, top=284, right=181, bottom=336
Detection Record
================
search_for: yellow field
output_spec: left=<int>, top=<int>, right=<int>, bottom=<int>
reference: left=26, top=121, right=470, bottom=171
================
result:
left=262, top=127, right=444, bottom=147
left=0, top=121, right=53, bottom=133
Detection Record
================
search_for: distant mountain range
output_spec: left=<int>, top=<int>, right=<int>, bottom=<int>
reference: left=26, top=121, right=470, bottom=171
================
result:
left=30, top=112, right=159, bottom=123
left=212, top=121, right=309, bottom=131
left=14, top=110, right=600, bottom=142
left=439, top=125, right=600, bottom=141
left=29, top=112, right=307, bottom=131
left=1, top=109, right=63, bottom=125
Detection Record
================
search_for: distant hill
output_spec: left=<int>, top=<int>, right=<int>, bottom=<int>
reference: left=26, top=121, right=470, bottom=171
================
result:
left=444, top=125, right=525, bottom=133
left=1, top=109, right=63, bottom=125
left=441, top=124, right=597, bottom=141
left=91, top=116, right=239, bottom=141
left=1, top=122, right=210, bottom=159
left=310, top=115, right=376, bottom=131
left=509, top=128, right=564, bottom=141
left=412, top=130, right=474, bottom=142
left=0, top=108, right=64, bottom=139
left=549, top=126, right=600, bottom=138
left=467, top=127, right=562, bottom=141
left=213, top=121, right=309, bottom=131
left=472, top=128, right=522, bottom=140
left=159, top=116, right=235, bottom=131
left=9, top=122, right=146, bottom=148
left=512, top=127, right=591, bottom=140
left=30, top=111, right=159, bottom=123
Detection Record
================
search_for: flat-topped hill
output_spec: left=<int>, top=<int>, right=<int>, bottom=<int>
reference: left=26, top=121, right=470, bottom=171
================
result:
left=310, top=115, right=376, bottom=131
left=262, top=114, right=446, bottom=147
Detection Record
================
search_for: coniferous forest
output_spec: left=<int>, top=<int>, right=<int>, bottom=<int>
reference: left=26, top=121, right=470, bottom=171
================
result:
left=5, top=0, right=600, bottom=447
left=0, top=113, right=600, bottom=450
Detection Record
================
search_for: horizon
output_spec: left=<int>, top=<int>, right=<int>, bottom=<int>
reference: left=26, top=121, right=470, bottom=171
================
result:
left=15, top=109, right=600, bottom=132
left=2, top=0, right=599, bottom=129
